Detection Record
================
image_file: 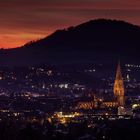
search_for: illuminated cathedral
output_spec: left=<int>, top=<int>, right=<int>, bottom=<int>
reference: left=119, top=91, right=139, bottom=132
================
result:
left=113, top=62, right=125, bottom=107
left=77, top=62, right=125, bottom=110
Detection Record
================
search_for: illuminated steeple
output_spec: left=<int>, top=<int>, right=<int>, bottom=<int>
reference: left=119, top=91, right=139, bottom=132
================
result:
left=113, top=61, right=125, bottom=106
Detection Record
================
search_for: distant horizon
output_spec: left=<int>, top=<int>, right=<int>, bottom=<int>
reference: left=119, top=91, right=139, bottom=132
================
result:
left=0, top=0, right=140, bottom=49
left=1, top=18, right=139, bottom=50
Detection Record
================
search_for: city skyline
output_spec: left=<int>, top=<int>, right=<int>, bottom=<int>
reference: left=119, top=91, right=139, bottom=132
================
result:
left=0, top=0, right=140, bottom=48
left=0, top=1, right=139, bottom=139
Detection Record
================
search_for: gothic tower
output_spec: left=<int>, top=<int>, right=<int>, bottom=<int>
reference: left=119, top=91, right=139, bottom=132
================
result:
left=113, top=62, right=125, bottom=106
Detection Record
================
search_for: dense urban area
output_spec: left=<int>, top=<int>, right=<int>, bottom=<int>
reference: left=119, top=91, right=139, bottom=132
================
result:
left=0, top=63, right=139, bottom=139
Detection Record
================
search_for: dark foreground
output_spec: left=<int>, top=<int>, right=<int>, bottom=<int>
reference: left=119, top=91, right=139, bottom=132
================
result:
left=0, top=118, right=139, bottom=140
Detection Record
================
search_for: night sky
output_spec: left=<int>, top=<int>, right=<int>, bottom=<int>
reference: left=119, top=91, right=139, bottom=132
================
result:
left=0, top=0, right=140, bottom=48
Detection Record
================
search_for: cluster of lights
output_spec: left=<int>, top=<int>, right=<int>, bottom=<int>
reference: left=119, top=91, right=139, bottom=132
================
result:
left=84, top=69, right=96, bottom=73
left=49, top=84, right=69, bottom=89
left=20, top=92, right=45, bottom=98
left=59, top=84, right=68, bottom=89
left=125, top=64, right=140, bottom=68
left=55, top=112, right=80, bottom=118
left=51, top=112, right=81, bottom=124
left=132, top=104, right=140, bottom=109
left=0, top=110, right=9, bottom=113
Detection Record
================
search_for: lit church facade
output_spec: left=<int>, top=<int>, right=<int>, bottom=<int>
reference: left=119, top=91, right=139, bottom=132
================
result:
left=77, top=62, right=125, bottom=110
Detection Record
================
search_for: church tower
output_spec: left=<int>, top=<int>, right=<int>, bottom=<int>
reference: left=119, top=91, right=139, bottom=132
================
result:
left=113, top=62, right=125, bottom=107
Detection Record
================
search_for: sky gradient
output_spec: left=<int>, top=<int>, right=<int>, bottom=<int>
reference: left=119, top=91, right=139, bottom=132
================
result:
left=0, top=0, right=140, bottom=48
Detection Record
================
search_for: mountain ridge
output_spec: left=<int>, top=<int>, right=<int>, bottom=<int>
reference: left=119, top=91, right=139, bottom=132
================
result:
left=0, top=19, right=140, bottom=66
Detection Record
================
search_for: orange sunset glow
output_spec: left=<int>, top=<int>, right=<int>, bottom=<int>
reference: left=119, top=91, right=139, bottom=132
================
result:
left=0, top=0, right=140, bottom=48
left=0, top=33, right=47, bottom=48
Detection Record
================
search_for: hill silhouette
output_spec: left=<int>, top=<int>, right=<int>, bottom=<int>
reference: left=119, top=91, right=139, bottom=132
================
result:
left=0, top=19, right=140, bottom=66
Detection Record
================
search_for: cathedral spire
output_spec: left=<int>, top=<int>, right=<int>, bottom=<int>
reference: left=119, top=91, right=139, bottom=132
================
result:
left=116, top=61, right=122, bottom=80
left=113, top=61, right=125, bottom=106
